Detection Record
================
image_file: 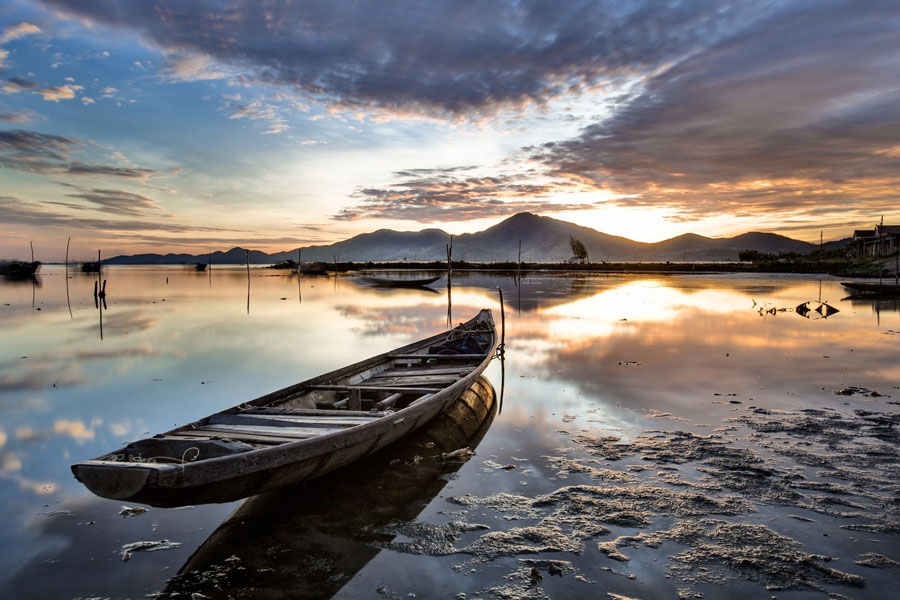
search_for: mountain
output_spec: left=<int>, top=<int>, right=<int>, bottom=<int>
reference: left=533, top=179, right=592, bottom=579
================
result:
left=105, top=212, right=830, bottom=264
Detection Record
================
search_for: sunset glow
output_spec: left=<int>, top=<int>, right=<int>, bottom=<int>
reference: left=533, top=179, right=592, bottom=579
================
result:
left=2, top=1, right=899, bottom=260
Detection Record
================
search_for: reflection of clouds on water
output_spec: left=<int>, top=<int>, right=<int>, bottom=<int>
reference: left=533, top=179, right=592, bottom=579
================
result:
left=84, top=310, right=159, bottom=336
left=0, top=451, right=58, bottom=496
left=336, top=303, right=445, bottom=337
left=0, top=428, right=6, bottom=449
left=14, top=425, right=49, bottom=443
left=0, top=361, right=84, bottom=392
left=0, top=344, right=162, bottom=393
left=52, top=418, right=101, bottom=443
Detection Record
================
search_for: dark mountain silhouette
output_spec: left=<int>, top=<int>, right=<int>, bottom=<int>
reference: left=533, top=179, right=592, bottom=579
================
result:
left=104, top=212, right=833, bottom=264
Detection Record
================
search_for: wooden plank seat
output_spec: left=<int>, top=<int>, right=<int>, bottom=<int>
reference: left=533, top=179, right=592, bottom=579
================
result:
left=391, top=353, right=486, bottom=360
left=167, top=431, right=299, bottom=445
left=240, top=407, right=386, bottom=418
left=187, top=423, right=349, bottom=439
left=304, top=385, right=443, bottom=393
left=371, top=366, right=475, bottom=378
left=208, top=413, right=376, bottom=429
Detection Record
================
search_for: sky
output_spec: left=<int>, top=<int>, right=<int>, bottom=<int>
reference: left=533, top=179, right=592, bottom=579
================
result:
left=1, top=0, right=899, bottom=260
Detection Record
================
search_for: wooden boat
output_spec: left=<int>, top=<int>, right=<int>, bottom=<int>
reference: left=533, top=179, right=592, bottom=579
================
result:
left=71, top=310, right=498, bottom=507
left=841, top=281, right=900, bottom=297
left=193, top=262, right=208, bottom=272
left=0, top=260, right=40, bottom=277
left=164, top=376, right=497, bottom=598
left=81, top=261, right=102, bottom=273
left=362, top=275, right=441, bottom=287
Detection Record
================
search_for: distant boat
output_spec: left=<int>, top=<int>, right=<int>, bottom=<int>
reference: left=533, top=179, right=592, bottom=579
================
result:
left=362, top=275, right=441, bottom=288
left=0, top=260, right=40, bottom=278
left=841, top=281, right=900, bottom=297
left=194, top=262, right=208, bottom=272
left=81, top=261, right=102, bottom=273
left=71, top=309, right=497, bottom=507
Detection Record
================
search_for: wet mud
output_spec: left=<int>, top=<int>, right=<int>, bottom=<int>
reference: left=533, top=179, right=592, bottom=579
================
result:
left=382, top=403, right=899, bottom=597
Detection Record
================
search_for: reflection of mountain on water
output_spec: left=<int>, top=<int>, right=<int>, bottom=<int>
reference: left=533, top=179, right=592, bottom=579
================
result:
left=159, top=377, right=497, bottom=600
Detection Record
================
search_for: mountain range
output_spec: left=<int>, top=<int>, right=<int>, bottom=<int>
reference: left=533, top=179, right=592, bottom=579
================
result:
left=105, top=212, right=841, bottom=265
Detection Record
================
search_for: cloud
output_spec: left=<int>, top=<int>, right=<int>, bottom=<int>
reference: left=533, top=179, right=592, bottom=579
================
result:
left=164, top=53, right=228, bottom=81
left=529, top=0, right=900, bottom=220
left=335, top=168, right=596, bottom=222
left=0, top=128, right=159, bottom=178
left=3, top=76, right=39, bottom=93
left=34, top=84, right=83, bottom=102
left=0, top=108, right=39, bottom=123
left=0, top=22, right=41, bottom=44
left=34, top=0, right=753, bottom=118
left=61, top=185, right=164, bottom=216
left=65, top=162, right=158, bottom=178
left=226, top=98, right=288, bottom=134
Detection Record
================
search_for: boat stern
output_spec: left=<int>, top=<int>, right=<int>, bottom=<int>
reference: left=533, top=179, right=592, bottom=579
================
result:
left=72, top=461, right=155, bottom=501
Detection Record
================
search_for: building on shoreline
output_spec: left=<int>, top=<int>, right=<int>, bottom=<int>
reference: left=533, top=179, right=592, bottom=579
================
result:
left=848, top=224, right=900, bottom=258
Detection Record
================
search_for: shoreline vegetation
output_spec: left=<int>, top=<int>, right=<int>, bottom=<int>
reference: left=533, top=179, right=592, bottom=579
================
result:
left=254, top=251, right=888, bottom=277
left=26, top=251, right=896, bottom=278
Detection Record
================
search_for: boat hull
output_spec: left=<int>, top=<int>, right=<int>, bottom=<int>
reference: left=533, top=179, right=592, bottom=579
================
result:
left=72, top=310, right=497, bottom=507
left=362, top=275, right=441, bottom=287
left=74, top=377, right=494, bottom=507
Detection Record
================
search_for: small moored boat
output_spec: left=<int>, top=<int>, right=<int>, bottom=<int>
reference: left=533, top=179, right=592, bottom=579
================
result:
left=71, top=310, right=498, bottom=507
left=362, top=275, right=441, bottom=288
left=0, top=260, right=40, bottom=277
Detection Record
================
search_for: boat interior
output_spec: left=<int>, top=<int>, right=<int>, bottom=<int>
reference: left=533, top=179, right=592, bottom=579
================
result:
left=99, top=318, right=494, bottom=465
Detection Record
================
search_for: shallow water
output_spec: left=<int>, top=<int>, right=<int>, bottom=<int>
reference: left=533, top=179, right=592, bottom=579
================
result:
left=1, top=266, right=898, bottom=599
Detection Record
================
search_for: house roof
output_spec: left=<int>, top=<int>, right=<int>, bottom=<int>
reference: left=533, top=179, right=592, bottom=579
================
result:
left=853, top=229, right=876, bottom=239
left=876, top=225, right=900, bottom=236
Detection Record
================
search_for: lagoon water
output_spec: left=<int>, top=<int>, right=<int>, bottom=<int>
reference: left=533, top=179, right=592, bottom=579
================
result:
left=1, top=266, right=898, bottom=599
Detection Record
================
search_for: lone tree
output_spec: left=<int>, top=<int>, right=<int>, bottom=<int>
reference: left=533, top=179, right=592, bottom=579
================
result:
left=569, top=235, right=588, bottom=263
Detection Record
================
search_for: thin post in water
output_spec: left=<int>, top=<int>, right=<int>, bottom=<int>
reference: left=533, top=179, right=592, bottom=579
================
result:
left=497, top=287, right=505, bottom=355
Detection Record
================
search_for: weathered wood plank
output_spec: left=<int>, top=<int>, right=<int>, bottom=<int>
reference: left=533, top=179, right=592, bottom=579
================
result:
left=391, top=353, right=485, bottom=360
left=364, top=376, right=459, bottom=388
left=241, top=407, right=385, bottom=418
left=372, top=366, right=474, bottom=378
left=305, top=385, right=442, bottom=393
left=374, top=392, right=403, bottom=411
left=168, top=431, right=295, bottom=445
left=209, top=413, right=369, bottom=429
left=193, top=423, right=347, bottom=438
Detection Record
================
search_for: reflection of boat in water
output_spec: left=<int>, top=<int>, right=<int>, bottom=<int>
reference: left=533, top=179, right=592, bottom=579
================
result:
left=0, top=260, right=40, bottom=277
left=72, top=310, right=498, bottom=507
left=160, top=376, right=497, bottom=600
left=795, top=301, right=839, bottom=319
left=362, top=275, right=441, bottom=288
left=841, top=281, right=900, bottom=297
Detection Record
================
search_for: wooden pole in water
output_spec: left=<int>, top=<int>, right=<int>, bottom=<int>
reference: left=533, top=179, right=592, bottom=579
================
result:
left=30, top=241, right=34, bottom=263
left=65, top=237, right=70, bottom=270
left=497, top=287, right=505, bottom=354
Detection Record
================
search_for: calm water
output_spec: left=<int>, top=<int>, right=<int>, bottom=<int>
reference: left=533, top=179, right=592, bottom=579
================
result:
left=1, top=266, right=898, bottom=599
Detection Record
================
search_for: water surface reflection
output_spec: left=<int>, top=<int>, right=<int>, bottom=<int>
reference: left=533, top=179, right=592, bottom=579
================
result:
left=1, top=267, right=898, bottom=598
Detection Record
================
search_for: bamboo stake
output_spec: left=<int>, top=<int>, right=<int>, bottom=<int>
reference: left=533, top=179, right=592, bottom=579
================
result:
left=30, top=241, right=34, bottom=263
left=497, top=287, right=505, bottom=355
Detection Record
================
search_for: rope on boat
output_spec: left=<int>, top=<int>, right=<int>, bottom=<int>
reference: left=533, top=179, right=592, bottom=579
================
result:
left=100, top=447, right=201, bottom=465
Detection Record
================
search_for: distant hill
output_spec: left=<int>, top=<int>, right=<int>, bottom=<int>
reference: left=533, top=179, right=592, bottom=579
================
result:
left=105, top=212, right=836, bottom=264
